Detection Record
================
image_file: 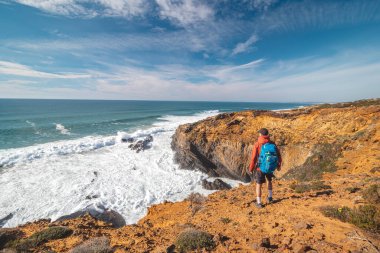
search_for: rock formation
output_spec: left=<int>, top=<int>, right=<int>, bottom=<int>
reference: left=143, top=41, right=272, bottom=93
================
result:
left=172, top=99, right=380, bottom=182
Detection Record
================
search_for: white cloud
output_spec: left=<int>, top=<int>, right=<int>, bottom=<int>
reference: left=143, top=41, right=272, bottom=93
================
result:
left=0, top=61, right=90, bottom=79
left=14, top=0, right=148, bottom=17
left=155, top=0, right=214, bottom=27
left=232, top=34, right=259, bottom=55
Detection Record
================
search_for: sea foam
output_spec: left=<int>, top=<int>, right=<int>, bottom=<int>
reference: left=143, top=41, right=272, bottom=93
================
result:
left=0, top=110, right=234, bottom=227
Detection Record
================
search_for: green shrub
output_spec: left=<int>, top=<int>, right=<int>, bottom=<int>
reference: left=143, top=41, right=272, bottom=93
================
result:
left=320, top=206, right=351, bottom=222
left=321, top=205, right=380, bottom=233
left=175, top=228, right=215, bottom=253
left=350, top=205, right=380, bottom=232
left=362, top=184, right=380, bottom=205
left=11, top=226, right=72, bottom=251
left=69, top=237, right=113, bottom=253
left=290, top=181, right=331, bottom=193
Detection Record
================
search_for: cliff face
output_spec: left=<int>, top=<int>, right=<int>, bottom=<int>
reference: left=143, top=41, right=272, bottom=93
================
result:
left=171, top=99, right=380, bottom=182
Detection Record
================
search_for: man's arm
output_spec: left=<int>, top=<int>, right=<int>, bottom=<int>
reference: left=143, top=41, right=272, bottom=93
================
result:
left=249, top=143, right=258, bottom=173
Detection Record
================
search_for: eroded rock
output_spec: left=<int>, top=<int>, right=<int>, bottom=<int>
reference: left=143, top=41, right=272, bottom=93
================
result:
left=201, top=179, right=232, bottom=190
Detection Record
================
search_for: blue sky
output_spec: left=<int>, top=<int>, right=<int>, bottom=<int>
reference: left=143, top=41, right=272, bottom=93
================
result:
left=0, top=0, right=380, bottom=102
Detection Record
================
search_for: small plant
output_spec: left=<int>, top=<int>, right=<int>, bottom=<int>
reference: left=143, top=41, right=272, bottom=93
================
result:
left=362, top=184, right=380, bottom=205
left=186, top=193, right=206, bottom=206
left=175, top=228, right=215, bottom=253
left=220, top=217, right=232, bottom=224
left=290, top=181, right=331, bottom=193
left=69, top=237, right=113, bottom=253
left=186, top=193, right=206, bottom=216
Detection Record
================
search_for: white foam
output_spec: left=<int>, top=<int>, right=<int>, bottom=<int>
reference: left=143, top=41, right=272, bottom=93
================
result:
left=55, top=123, right=70, bottom=135
left=0, top=110, right=231, bottom=227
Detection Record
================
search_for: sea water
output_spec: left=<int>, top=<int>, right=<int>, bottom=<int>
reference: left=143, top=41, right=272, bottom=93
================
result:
left=0, top=99, right=309, bottom=227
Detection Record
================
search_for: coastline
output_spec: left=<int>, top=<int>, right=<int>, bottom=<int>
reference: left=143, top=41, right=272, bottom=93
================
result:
left=0, top=98, right=379, bottom=253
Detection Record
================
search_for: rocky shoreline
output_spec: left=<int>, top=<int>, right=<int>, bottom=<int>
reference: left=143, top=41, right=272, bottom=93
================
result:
left=0, top=99, right=379, bottom=253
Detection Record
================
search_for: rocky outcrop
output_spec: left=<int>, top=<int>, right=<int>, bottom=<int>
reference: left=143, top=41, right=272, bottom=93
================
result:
left=202, top=179, right=232, bottom=190
left=56, top=204, right=126, bottom=228
left=172, top=99, right=380, bottom=182
left=126, top=135, right=153, bottom=153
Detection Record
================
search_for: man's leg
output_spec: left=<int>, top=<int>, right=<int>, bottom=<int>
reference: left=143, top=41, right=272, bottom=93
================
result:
left=267, top=180, right=273, bottom=199
left=256, top=183, right=262, bottom=204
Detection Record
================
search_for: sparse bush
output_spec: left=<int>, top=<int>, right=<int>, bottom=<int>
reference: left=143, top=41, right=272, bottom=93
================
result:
left=320, top=206, right=351, bottom=222
left=10, top=226, right=72, bottom=251
left=321, top=205, right=380, bottom=233
left=175, top=228, right=215, bottom=253
left=362, top=184, right=380, bottom=205
left=290, top=181, right=331, bottom=193
left=186, top=193, right=206, bottom=205
left=350, top=205, right=380, bottom=233
left=69, top=237, right=113, bottom=253
left=186, top=193, right=206, bottom=216
left=220, top=218, right=232, bottom=224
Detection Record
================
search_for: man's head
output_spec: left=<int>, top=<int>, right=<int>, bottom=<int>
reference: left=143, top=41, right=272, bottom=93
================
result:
left=258, top=128, right=269, bottom=136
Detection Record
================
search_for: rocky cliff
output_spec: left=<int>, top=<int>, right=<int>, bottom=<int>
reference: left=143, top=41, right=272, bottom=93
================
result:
left=172, top=99, right=380, bottom=182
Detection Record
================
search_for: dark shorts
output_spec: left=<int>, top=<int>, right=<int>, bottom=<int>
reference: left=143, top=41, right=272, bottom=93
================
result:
left=256, top=170, right=274, bottom=184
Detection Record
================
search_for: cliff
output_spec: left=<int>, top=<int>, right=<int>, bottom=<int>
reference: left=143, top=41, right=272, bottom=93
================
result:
left=172, top=99, right=380, bottom=182
left=1, top=99, right=379, bottom=253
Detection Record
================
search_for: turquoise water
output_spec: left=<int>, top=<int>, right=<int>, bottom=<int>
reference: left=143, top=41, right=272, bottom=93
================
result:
left=0, top=99, right=309, bottom=150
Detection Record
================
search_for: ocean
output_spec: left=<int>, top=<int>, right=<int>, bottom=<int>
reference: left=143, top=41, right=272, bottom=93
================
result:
left=0, top=99, right=309, bottom=227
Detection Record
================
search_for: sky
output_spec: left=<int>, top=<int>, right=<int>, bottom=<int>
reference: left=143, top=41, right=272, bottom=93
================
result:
left=0, top=0, right=380, bottom=102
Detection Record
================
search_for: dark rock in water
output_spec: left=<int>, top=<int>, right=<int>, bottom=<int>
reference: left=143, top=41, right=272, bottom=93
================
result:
left=129, top=135, right=153, bottom=153
left=121, top=137, right=134, bottom=143
left=85, top=194, right=99, bottom=200
left=56, top=204, right=126, bottom=228
left=202, top=179, right=232, bottom=190
left=0, top=228, right=24, bottom=249
left=0, top=214, right=13, bottom=228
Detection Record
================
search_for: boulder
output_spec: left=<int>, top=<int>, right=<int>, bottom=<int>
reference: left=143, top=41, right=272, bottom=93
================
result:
left=201, top=179, right=232, bottom=190
left=0, top=214, right=13, bottom=228
left=56, top=204, right=126, bottom=228
left=128, top=135, right=153, bottom=153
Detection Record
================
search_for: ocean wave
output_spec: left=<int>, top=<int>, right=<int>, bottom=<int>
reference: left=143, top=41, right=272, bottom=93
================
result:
left=55, top=123, right=71, bottom=135
left=0, top=110, right=220, bottom=169
left=0, top=109, right=222, bottom=227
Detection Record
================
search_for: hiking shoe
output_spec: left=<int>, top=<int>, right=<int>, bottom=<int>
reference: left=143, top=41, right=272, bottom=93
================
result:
left=255, top=202, right=263, bottom=209
left=267, top=197, right=273, bottom=203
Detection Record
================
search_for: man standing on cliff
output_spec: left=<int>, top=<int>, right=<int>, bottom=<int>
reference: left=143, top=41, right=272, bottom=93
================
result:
left=249, top=128, right=282, bottom=208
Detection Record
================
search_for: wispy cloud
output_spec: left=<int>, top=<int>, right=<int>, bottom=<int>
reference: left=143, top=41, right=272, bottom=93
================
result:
left=0, top=61, right=90, bottom=79
left=14, top=0, right=148, bottom=18
left=155, top=0, right=214, bottom=27
left=232, top=34, right=259, bottom=56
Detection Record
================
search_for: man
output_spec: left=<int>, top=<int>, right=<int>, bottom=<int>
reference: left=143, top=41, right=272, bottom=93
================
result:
left=249, top=128, right=282, bottom=208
